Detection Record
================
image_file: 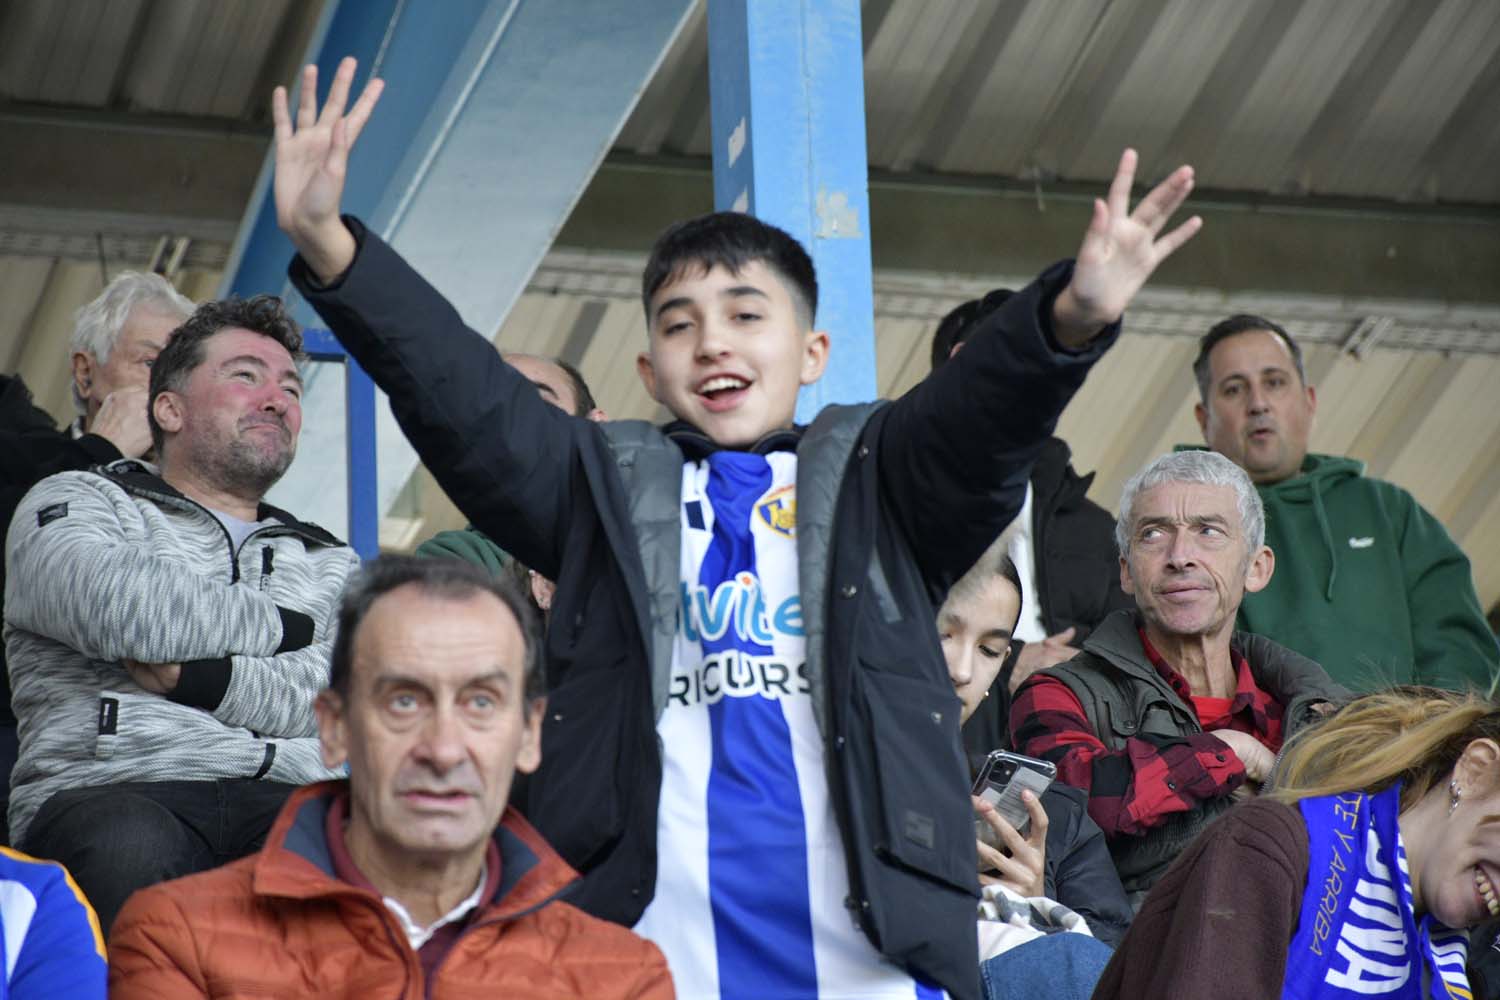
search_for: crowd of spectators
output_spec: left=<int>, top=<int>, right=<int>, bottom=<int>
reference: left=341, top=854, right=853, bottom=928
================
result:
left=0, top=54, right=1497, bottom=1000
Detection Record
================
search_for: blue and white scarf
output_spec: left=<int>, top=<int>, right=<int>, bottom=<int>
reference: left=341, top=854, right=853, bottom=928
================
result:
left=1285, top=783, right=1471, bottom=999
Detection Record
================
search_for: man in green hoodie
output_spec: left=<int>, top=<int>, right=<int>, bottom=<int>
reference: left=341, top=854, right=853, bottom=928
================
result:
left=1191, top=313, right=1498, bottom=695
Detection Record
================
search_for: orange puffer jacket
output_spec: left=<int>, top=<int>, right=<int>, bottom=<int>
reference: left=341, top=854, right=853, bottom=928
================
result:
left=107, top=781, right=674, bottom=999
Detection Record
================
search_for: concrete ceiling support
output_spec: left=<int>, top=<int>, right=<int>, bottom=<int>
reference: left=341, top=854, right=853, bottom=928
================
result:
left=558, top=154, right=1500, bottom=314
left=0, top=104, right=264, bottom=234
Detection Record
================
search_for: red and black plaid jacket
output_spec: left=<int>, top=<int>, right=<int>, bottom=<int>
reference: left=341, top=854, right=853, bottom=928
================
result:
left=1010, top=627, right=1285, bottom=837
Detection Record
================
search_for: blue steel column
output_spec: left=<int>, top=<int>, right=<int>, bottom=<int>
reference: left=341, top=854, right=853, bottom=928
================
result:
left=301, top=329, right=379, bottom=559
left=219, top=0, right=412, bottom=306
left=221, top=0, right=431, bottom=558
left=221, top=0, right=696, bottom=551
left=707, top=0, right=878, bottom=421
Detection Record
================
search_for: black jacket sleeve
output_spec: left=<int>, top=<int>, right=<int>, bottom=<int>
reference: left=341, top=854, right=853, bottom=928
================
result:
left=0, top=374, right=125, bottom=725
left=872, top=263, right=1119, bottom=598
left=1, top=376, right=123, bottom=502
left=289, top=220, right=586, bottom=578
left=1040, top=784, right=1132, bottom=947
left=2, top=374, right=124, bottom=549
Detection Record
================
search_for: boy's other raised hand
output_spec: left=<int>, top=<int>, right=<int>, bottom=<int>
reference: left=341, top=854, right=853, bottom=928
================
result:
left=1052, top=148, right=1202, bottom=349
left=272, top=57, right=384, bottom=284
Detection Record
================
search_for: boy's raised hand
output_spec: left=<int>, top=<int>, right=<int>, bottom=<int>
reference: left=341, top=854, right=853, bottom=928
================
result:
left=1052, top=148, right=1202, bottom=348
left=272, top=57, right=384, bottom=283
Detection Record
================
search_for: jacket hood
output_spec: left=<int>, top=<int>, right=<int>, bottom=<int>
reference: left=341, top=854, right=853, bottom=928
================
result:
left=1257, top=453, right=1363, bottom=497
left=661, top=420, right=803, bottom=461
left=1166, top=447, right=1363, bottom=497
left=423, top=525, right=511, bottom=574
left=1257, top=453, right=1362, bottom=601
left=100, top=459, right=346, bottom=548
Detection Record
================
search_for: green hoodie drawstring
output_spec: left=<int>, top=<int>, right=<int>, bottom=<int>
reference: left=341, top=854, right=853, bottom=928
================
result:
left=1310, top=476, right=1337, bottom=600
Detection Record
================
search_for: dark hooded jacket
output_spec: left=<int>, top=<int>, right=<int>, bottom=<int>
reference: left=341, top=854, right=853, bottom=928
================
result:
left=291, top=219, right=1116, bottom=999
left=0, top=375, right=124, bottom=731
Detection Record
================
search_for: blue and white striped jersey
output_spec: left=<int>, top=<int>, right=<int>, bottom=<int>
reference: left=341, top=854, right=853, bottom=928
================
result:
left=633, top=451, right=944, bottom=1000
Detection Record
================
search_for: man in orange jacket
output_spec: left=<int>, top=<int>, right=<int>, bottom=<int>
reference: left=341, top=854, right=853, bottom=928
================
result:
left=107, top=556, right=673, bottom=999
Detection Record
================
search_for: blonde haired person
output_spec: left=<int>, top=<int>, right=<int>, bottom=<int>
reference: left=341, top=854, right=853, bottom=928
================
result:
left=1094, top=687, right=1498, bottom=998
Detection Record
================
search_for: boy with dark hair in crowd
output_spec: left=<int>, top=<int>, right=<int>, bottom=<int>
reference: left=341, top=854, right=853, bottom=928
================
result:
left=272, top=57, right=1201, bottom=999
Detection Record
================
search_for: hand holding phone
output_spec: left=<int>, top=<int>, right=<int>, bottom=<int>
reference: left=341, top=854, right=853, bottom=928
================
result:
left=971, top=750, right=1055, bottom=897
left=972, top=750, right=1056, bottom=842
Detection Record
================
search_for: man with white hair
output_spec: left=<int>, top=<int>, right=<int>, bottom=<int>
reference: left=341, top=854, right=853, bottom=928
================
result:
left=1010, top=450, right=1346, bottom=907
left=0, top=272, right=194, bottom=842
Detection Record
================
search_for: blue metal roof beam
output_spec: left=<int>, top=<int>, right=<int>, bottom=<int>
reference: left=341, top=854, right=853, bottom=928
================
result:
left=222, top=0, right=698, bottom=546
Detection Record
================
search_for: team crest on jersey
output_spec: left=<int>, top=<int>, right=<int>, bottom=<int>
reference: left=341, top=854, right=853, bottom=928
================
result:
left=756, top=485, right=796, bottom=537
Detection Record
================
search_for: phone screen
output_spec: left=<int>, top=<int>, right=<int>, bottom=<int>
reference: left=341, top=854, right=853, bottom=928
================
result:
left=973, top=752, right=1055, bottom=844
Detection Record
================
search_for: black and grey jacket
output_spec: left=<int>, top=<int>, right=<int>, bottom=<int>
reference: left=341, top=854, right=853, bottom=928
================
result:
left=292, top=218, right=1117, bottom=1000
left=3, top=460, right=358, bottom=843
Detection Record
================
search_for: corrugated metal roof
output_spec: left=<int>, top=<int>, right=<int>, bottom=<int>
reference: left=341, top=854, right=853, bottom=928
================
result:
left=620, top=0, right=1500, bottom=204
left=0, top=0, right=311, bottom=121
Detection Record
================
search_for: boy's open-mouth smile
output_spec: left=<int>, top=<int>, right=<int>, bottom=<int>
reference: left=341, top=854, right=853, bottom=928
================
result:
left=696, top=374, right=752, bottom=412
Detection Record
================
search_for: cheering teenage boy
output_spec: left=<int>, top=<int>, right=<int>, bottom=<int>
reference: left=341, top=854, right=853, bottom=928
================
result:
left=273, top=58, right=1202, bottom=1000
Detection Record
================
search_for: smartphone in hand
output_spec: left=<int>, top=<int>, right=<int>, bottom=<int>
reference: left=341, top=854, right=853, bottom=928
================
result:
left=973, top=750, right=1056, bottom=847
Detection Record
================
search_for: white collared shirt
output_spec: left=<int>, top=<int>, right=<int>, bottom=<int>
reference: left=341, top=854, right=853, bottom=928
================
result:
left=379, top=860, right=488, bottom=951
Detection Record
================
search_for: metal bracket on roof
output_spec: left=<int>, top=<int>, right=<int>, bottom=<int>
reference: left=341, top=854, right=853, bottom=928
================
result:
left=147, top=235, right=191, bottom=279
left=1341, top=315, right=1395, bottom=359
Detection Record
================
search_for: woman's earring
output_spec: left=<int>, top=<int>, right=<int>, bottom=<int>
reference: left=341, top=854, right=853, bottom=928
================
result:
left=1450, top=779, right=1462, bottom=817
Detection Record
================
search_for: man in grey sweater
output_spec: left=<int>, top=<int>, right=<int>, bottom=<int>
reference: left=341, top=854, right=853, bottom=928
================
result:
left=3, top=294, right=360, bottom=930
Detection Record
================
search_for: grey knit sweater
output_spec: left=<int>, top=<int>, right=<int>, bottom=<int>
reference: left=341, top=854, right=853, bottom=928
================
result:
left=3, top=460, right=359, bottom=843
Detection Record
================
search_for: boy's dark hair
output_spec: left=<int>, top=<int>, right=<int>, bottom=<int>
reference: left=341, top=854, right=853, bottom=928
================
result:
left=1192, top=313, right=1306, bottom=403
left=327, top=555, right=545, bottom=717
left=641, top=212, right=818, bottom=328
left=147, top=294, right=305, bottom=451
left=554, top=357, right=597, bottom=417
left=929, top=290, right=1014, bottom=372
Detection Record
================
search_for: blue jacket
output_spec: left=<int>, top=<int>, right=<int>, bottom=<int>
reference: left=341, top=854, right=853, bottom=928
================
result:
left=0, top=847, right=106, bottom=1000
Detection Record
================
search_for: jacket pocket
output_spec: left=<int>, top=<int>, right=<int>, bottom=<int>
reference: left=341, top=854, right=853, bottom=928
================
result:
left=858, top=669, right=974, bottom=894
left=525, top=668, right=628, bottom=871
left=93, top=694, right=118, bottom=761
left=1104, top=698, right=1186, bottom=749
